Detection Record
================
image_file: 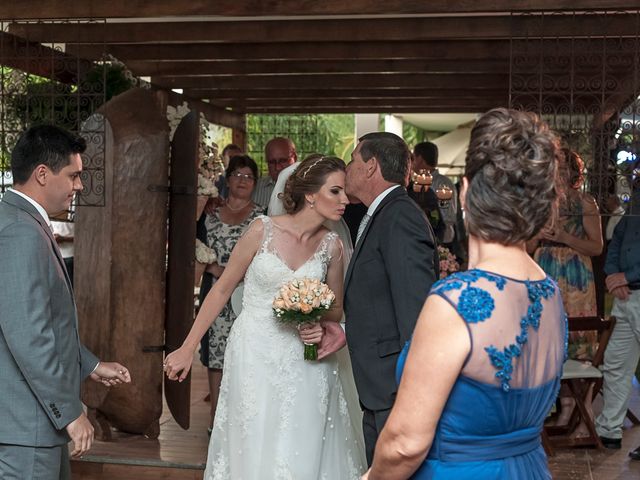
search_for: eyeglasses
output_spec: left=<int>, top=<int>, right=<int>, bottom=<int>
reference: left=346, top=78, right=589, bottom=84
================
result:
left=229, top=172, right=256, bottom=181
left=267, top=157, right=293, bottom=167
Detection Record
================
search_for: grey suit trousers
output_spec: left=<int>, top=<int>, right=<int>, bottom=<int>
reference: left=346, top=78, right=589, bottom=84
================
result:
left=0, top=443, right=71, bottom=480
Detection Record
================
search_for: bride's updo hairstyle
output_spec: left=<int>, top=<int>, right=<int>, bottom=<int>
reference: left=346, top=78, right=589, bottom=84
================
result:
left=281, top=154, right=346, bottom=214
left=464, top=108, right=560, bottom=245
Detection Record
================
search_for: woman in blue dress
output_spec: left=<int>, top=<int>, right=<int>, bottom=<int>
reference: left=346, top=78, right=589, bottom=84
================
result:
left=364, top=108, right=567, bottom=480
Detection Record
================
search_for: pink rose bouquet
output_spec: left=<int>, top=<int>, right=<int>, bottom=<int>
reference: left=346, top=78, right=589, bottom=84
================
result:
left=272, top=278, right=335, bottom=360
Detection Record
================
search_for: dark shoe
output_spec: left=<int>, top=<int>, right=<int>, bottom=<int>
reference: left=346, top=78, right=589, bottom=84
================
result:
left=629, top=446, right=640, bottom=460
left=600, top=436, right=622, bottom=449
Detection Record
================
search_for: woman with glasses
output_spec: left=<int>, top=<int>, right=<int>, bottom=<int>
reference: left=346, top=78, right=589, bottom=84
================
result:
left=198, top=154, right=263, bottom=433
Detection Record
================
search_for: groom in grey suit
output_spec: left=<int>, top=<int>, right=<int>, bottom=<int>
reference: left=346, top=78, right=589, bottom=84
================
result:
left=0, top=125, right=131, bottom=479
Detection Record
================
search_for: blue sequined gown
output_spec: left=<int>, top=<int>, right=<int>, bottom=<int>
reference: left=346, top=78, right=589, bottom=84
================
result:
left=397, top=269, right=567, bottom=479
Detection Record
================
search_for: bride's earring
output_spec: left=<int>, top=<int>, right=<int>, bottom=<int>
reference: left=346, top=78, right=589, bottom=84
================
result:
left=308, top=200, right=315, bottom=209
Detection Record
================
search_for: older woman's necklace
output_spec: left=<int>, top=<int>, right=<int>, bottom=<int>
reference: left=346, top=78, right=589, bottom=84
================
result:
left=226, top=199, right=252, bottom=212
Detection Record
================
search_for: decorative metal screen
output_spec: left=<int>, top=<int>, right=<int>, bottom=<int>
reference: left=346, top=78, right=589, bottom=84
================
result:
left=509, top=10, right=640, bottom=216
left=0, top=19, right=106, bottom=207
left=247, top=114, right=334, bottom=173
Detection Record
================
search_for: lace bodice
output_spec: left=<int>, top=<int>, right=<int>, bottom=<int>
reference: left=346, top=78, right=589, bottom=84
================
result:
left=240, top=216, right=339, bottom=314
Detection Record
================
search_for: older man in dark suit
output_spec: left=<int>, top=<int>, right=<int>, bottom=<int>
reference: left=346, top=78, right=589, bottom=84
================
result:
left=344, top=132, right=439, bottom=465
left=0, top=125, right=131, bottom=479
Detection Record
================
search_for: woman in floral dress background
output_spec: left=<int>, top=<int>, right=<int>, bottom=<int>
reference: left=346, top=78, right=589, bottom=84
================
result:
left=528, top=148, right=603, bottom=430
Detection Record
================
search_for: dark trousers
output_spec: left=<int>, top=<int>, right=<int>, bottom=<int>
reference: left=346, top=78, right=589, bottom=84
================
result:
left=362, top=407, right=392, bottom=466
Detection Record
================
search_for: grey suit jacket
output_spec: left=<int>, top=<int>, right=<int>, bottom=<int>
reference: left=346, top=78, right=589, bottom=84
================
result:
left=0, top=190, right=99, bottom=447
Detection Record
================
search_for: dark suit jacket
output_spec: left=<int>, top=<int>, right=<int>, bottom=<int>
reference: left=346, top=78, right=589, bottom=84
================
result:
left=344, top=186, right=438, bottom=411
left=0, top=190, right=99, bottom=447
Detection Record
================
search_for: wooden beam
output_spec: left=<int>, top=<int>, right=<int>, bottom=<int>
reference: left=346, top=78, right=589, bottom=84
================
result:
left=8, top=14, right=640, bottom=44
left=0, top=1, right=634, bottom=20
left=125, top=59, right=509, bottom=77
left=185, top=88, right=508, bottom=100
left=238, top=106, right=495, bottom=114
left=152, top=87, right=245, bottom=130
left=152, top=73, right=508, bottom=90
left=68, top=40, right=514, bottom=62
left=207, top=98, right=503, bottom=109
left=68, top=37, right=636, bottom=63
left=0, top=31, right=94, bottom=83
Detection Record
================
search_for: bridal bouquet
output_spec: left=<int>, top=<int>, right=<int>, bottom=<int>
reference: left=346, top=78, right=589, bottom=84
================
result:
left=272, top=278, right=335, bottom=360
left=438, top=245, right=460, bottom=279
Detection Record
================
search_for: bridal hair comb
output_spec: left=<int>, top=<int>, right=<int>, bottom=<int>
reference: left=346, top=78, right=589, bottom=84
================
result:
left=302, top=157, right=325, bottom=179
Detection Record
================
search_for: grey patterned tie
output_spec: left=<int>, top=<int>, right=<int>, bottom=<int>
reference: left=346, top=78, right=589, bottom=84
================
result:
left=355, top=213, right=371, bottom=244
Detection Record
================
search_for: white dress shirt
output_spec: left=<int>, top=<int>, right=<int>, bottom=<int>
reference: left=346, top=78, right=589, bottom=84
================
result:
left=367, top=185, right=401, bottom=217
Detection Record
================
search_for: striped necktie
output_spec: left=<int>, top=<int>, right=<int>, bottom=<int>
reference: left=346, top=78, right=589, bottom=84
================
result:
left=355, top=213, right=371, bottom=244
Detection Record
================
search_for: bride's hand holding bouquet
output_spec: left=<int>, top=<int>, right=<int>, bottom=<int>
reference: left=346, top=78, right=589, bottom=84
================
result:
left=273, top=278, right=336, bottom=360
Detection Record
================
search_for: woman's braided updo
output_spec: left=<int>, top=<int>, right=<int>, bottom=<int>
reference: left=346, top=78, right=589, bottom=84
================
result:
left=280, top=154, right=346, bottom=214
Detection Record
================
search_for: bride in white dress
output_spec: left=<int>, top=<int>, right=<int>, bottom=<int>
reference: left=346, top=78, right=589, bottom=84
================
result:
left=164, top=155, right=367, bottom=479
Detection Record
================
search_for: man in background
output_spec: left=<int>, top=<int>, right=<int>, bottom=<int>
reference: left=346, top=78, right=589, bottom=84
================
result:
left=413, top=141, right=458, bottom=247
left=252, top=137, right=297, bottom=209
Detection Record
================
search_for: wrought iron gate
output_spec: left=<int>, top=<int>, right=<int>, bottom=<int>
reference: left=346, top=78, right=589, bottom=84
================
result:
left=509, top=10, right=640, bottom=216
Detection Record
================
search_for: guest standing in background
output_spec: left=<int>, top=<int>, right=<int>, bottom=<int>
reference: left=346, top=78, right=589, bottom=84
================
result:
left=413, top=142, right=458, bottom=247
left=596, top=186, right=640, bottom=453
left=252, top=137, right=297, bottom=210
left=527, top=148, right=603, bottom=434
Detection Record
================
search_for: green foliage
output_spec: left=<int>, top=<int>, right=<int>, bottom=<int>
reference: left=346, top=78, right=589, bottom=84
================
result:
left=403, top=122, right=427, bottom=149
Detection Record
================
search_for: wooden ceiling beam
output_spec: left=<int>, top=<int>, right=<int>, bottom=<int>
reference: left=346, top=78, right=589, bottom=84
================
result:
left=0, top=31, right=93, bottom=83
left=67, top=37, right=635, bottom=63
left=185, top=88, right=508, bottom=100
left=125, top=59, right=509, bottom=76
left=9, top=14, right=639, bottom=44
left=237, top=106, right=495, bottom=114
left=0, top=1, right=633, bottom=20
left=206, top=98, right=504, bottom=109
left=156, top=89, right=245, bottom=130
left=68, top=40, right=514, bottom=62
left=152, top=73, right=508, bottom=90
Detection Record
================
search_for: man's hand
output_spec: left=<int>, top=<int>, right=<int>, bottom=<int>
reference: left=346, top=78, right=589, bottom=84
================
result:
left=317, top=321, right=346, bottom=360
left=606, top=272, right=628, bottom=292
left=611, top=285, right=630, bottom=301
left=66, top=412, right=94, bottom=458
left=90, top=362, right=131, bottom=387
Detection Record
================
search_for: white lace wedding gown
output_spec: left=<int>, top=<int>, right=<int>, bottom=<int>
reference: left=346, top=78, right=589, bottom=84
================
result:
left=204, top=216, right=366, bottom=479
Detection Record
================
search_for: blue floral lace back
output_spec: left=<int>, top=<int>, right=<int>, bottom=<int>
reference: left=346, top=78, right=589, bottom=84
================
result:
left=431, top=269, right=567, bottom=392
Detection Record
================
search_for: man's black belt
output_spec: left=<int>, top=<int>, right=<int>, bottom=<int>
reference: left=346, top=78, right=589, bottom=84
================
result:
left=629, top=283, right=640, bottom=291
